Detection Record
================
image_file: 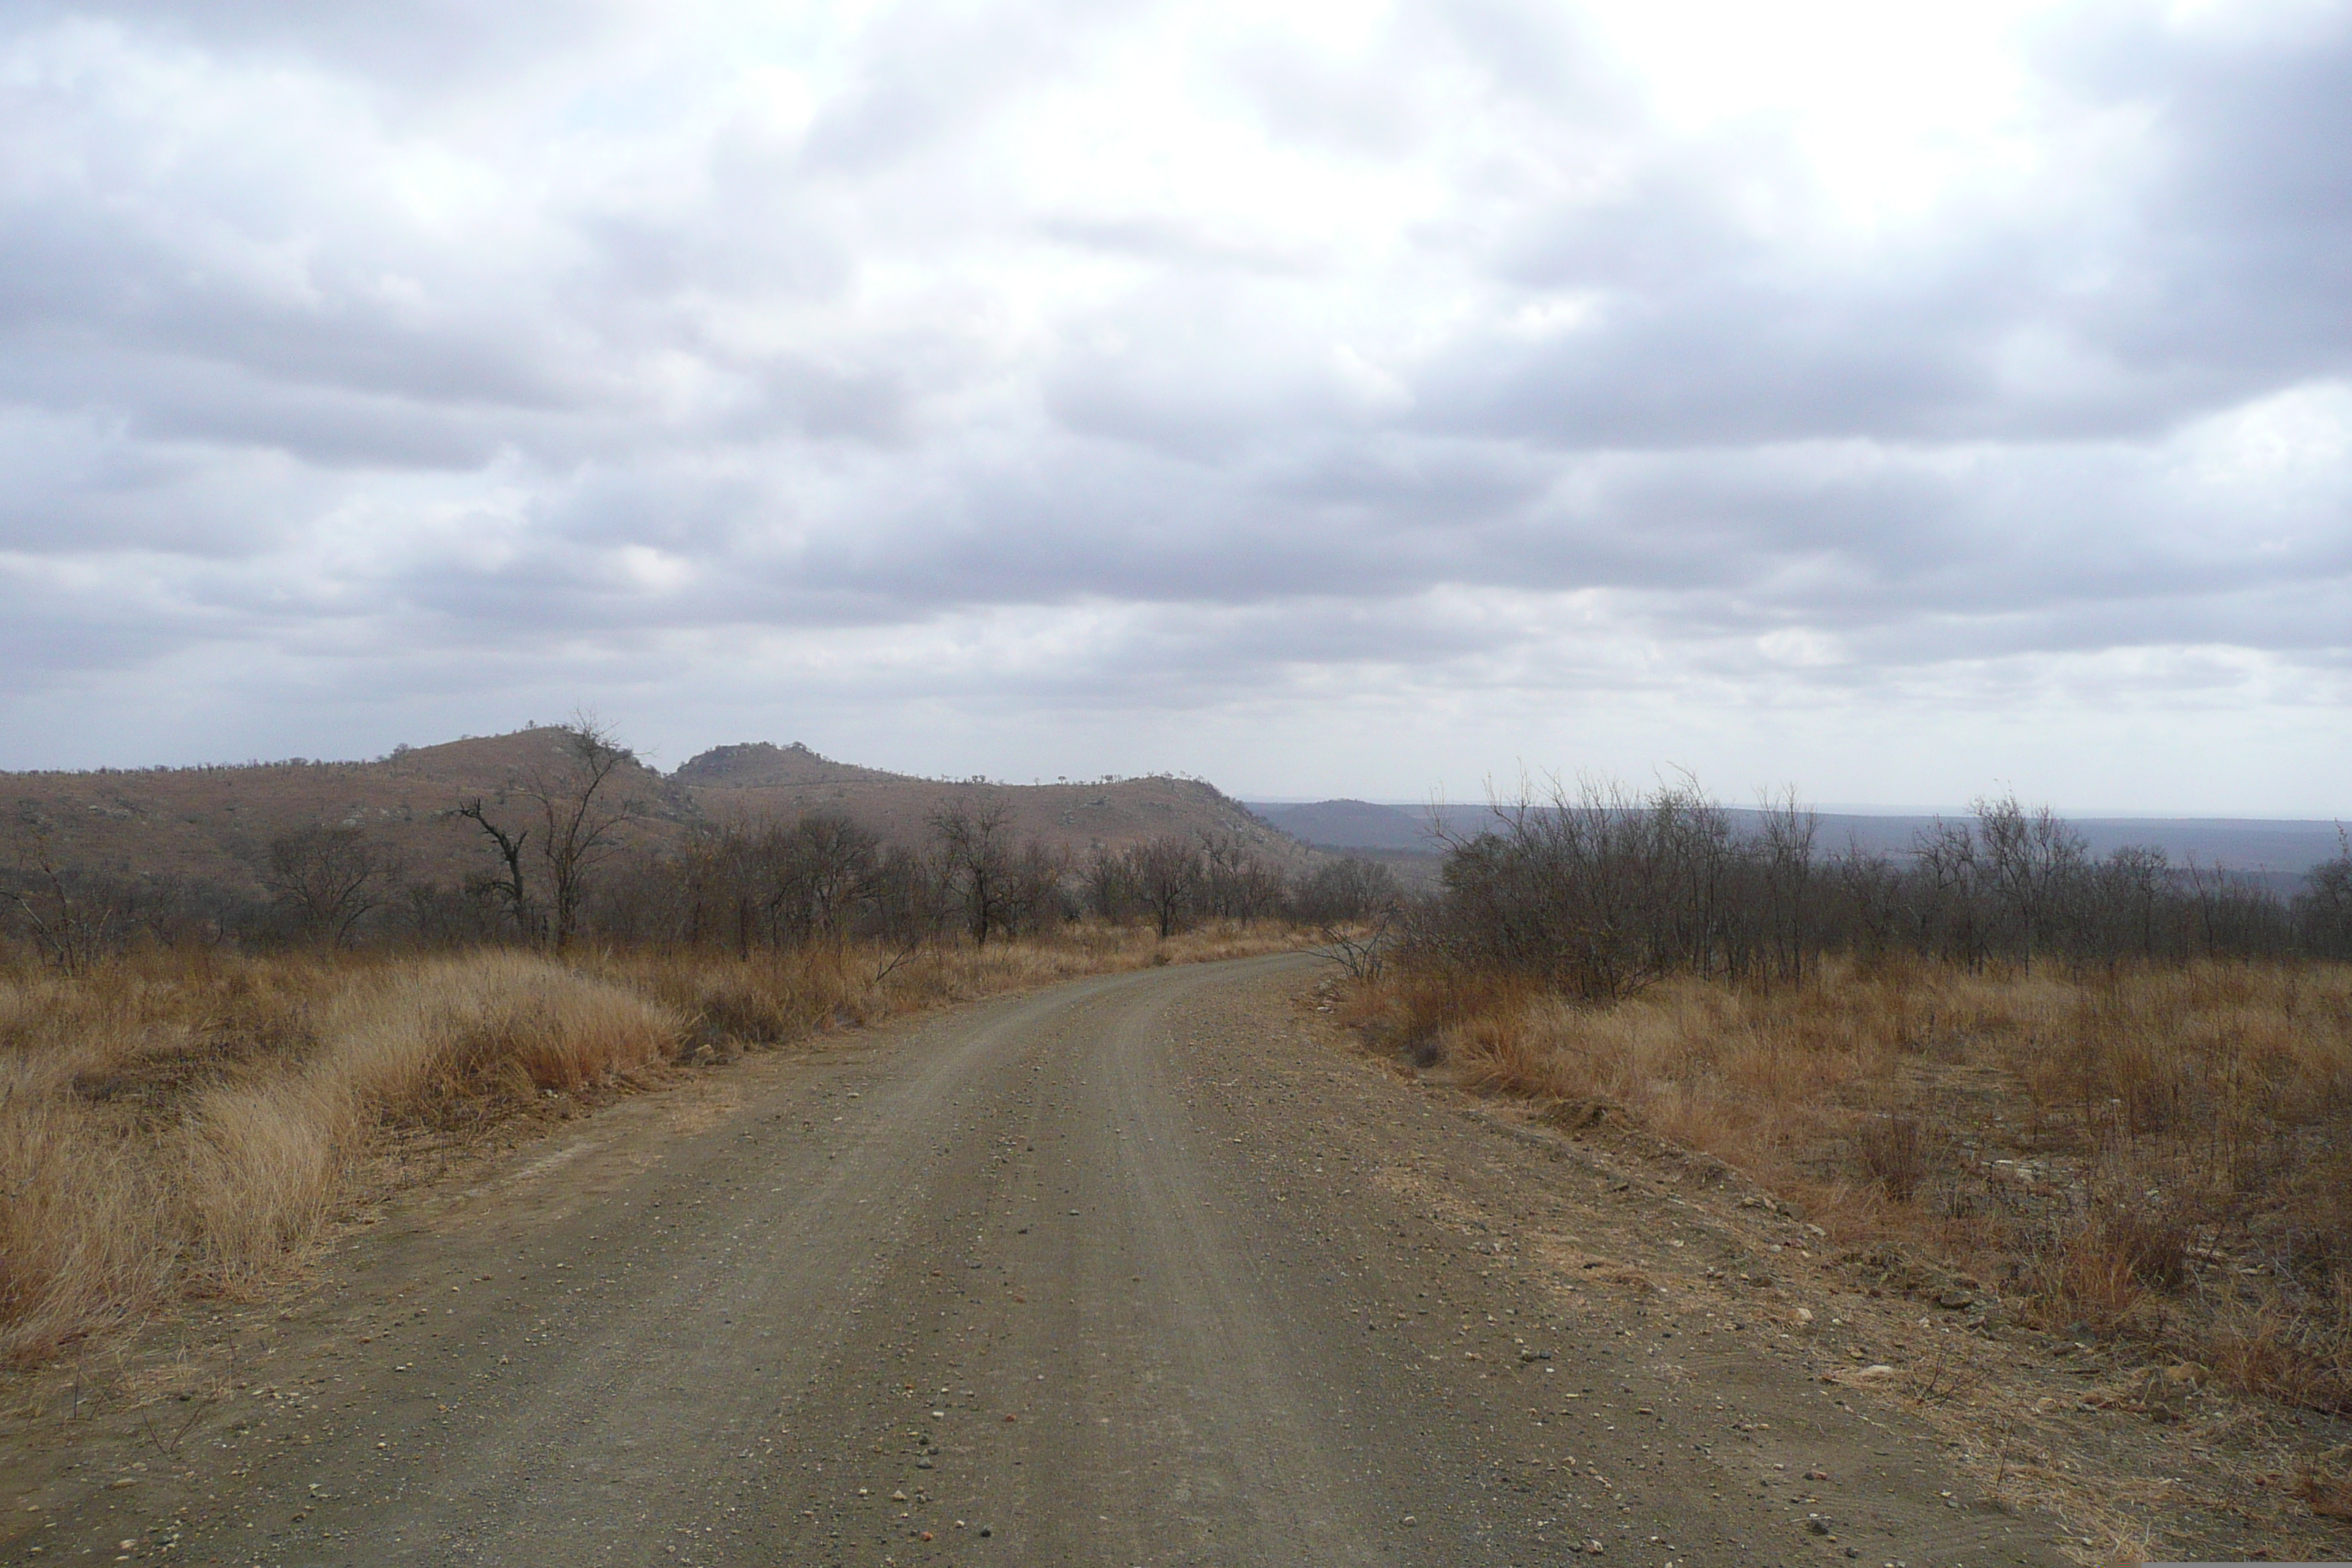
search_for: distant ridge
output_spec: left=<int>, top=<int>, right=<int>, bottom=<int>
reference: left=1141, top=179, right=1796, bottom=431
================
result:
left=1248, top=798, right=2345, bottom=876
left=1246, top=799, right=1439, bottom=853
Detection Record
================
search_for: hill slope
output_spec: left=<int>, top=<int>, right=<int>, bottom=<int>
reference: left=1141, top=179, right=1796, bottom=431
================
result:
left=2, top=731, right=1312, bottom=902
left=682, top=747, right=1305, bottom=869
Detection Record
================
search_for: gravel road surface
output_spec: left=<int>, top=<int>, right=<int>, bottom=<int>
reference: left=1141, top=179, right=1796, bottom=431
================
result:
left=5, top=955, right=2068, bottom=1567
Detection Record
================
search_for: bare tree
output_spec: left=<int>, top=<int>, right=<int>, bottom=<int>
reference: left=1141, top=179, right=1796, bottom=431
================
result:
left=932, top=794, right=1020, bottom=946
left=1126, top=835, right=1203, bottom=940
left=1197, top=830, right=1286, bottom=924
left=520, top=716, right=643, bottom=951
left=263, top=825, right=396, bottom=946
left=2294, top=827, right=2352, bottom=960
left=2098, top=845, right=2171, bottom=961
left=1911, top=818, right=1985, bottom=970
left=456, top=798, right=535, bottom=941
left=767, top=813, right=885, bottom=946
left=2, top=810, right=118, bottom=973
left=1082, top=846, right=1138, bottom=924
left=1291, top=856, right=1397, bottom=925
left=1974, top=793, right=2086, bottom=973
left=1755, top=787, right=1817, bottom=987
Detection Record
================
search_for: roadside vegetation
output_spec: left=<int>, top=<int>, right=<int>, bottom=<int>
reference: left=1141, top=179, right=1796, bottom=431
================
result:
left=1, top=721, right=1394, bottom=1364
left=1346, top=779, right=2352, bottom=1416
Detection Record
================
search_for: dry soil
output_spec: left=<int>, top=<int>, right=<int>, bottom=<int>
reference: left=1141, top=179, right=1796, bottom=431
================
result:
left=3, top=956, right=2074, bottom=1567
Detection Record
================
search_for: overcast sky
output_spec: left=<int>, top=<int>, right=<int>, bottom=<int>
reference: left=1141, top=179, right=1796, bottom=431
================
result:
left=2, top=0, right=2347, bottom=812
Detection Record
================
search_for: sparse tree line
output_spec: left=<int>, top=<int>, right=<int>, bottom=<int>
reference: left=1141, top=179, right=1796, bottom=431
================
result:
left=1, top=721, right=1400, bottom=969
left=1411, top=778, right=2352, bottom=1001
left=589, top=804, right=1395, bottom=955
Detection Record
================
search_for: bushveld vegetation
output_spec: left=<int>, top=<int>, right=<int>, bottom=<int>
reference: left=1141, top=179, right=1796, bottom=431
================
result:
left=0, top=722, right=1395, bottom=1362
left=4, top=722, right=1392, bottom=962
left=1352, top=778, right=2352, bottom=1414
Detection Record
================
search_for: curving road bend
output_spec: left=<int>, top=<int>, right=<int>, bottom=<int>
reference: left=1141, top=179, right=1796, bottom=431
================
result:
left=6, top=955, right=2065, bottom=1567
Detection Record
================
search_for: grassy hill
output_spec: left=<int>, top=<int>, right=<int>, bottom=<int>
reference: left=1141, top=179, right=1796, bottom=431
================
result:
left=680, top=743, right=1303, bottom=870
left=3, top=729, right=1311, bottom=903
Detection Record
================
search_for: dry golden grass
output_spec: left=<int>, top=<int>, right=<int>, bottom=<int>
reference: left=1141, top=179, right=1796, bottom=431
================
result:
left=1354, top=954, right=2352, bottom=1412
left=0, top=920, right=1301, bottom=1362
left=0, top=949, right=679, bottom=1360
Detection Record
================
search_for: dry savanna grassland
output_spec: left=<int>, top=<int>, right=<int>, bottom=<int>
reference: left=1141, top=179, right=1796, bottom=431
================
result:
left=1342, top=954, right=2352, bottom=1537
left=0, top=922, right=1298, bottom=1365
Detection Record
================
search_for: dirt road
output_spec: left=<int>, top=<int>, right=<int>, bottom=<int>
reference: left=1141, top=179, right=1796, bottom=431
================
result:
left=4, top=956, right=2069, bottom=1566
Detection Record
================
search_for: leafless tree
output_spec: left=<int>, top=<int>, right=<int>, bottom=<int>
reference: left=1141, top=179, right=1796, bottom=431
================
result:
left=519, top=715, right=643, bottom=951
left=1407, top=776, right=2348, bottom=987
left=1755, top=787, right=1817, bottom=987
left=1973, top=793, right=2086, bottom=973
left=1126, top=835, right=1203, bottom=940
left=263, top=825, right=397, bottom=946
left=764, top=813, right=884, bottom=946
left=932, top=794, right=1022, bottom=945
left=2293, top=827, right=2352, bottom=960
left=1911, top=818, right=1986, bottom=970
left=1291, top=856, right=1397, bottom=925
left=2097, top=845, right=2171, bottom=961
left=2, top=810, right=118, bottom=973
left=456, top=798, right=535, bottom=941
left=1082, top=847, right=1137, bottom=924
left=1196, top=830, right=1286, bottom=924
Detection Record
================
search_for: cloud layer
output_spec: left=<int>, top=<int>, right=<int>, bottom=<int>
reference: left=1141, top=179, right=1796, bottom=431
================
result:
left=2, top=0, right=2347, bottom=810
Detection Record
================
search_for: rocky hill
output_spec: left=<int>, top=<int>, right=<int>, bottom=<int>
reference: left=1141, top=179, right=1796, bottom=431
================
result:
left=2, top=729, right=1312, bottom=902
left=679, top=745, right=1304, bottom=870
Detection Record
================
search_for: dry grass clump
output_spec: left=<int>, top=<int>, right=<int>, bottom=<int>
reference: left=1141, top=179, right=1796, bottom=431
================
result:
left=1356, top=955, right=2352, bottom=1412
left=0, top=949, right=679, bottom=1360
left=320, top=951, right=676, bottom=1119
left=0, top=1079, right=173, bottom=1359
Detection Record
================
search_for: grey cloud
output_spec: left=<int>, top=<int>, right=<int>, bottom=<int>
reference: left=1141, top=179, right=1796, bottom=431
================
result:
left=1425, top=0, right=1620, bottom=108
left=0, top=572, right=199, bottom=678
left=1042, top=282, right=1385, bottom=461
left=2048, top=10, right=2352, bottom=385
left=1403, top=6, right=2352, bottom=452
left=5, top=0, right=634, bottom=94
left=0, top=0, right=2345, bottom=802
left=1033, top=216, right=1320, bottom=276
left=1259, top=437, right=1553, bottom=523
left=796, top=0, right=1109, bottom=176
left=1223, top=36, right=1427, bottom=160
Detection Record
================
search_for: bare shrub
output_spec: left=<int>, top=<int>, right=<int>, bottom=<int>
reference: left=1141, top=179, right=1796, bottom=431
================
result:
left=263, top=826, right=397, bottom=946
left=2097, top=1202, right=2193, bottom=1291
left=1855, top=1115, right=1930, bottom=1202
left=1292, top=857, right=1399, bottom=926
